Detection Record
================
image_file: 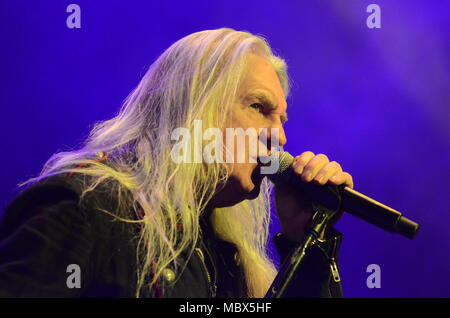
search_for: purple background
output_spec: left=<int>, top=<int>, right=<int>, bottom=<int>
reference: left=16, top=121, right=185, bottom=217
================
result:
left=1, top=1, right=449, bottom=297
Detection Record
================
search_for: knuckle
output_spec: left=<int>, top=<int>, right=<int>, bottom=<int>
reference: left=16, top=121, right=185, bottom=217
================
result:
left=293, top=163, right=304, bottom=174
left=316, top=153, right=329, bottom=162
left=297, top=151, right=314, bottom=165
left=301, top=151, right=315, bottom=157
left=330, top=161, right=341, bottom=170
left=299, top=151, right=314, bottom=160
left=343, top=172, right=354, bottom=185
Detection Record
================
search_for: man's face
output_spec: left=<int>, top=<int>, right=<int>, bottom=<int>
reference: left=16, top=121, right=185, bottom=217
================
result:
left=216, top=54, right=288, bottom=206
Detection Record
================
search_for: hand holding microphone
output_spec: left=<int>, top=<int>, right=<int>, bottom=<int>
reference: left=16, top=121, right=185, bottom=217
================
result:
left=271, top=151, right=419, bottom=240
left=273, top=151, right=353, bottom=242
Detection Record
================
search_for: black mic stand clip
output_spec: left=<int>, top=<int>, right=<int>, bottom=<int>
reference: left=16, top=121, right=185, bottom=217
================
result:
left=265, top=186, right=343, bottom=298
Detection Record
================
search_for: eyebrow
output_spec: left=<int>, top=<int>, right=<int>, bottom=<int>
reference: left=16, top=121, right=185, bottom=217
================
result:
left=246, top=90, right=288, bottom=123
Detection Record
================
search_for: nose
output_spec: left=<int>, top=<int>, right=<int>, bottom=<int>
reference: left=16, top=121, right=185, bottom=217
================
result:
left=267, top=119, right=287, bottom=149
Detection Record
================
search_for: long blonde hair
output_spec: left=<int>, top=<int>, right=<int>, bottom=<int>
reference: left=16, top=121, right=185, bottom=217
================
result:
left=21, top=28, right=290, bottom=297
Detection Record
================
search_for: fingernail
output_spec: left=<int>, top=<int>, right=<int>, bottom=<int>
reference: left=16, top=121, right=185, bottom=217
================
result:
left=317, top=175, right=324, bottom=183
left=305, top=172, right=313, bottom=181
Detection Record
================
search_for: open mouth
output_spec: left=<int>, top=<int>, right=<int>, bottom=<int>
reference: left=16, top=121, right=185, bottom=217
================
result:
left=250, top=162, right=266, bottom=187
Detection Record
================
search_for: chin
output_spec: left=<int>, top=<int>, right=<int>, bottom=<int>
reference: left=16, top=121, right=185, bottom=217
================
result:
left=245, top=184, right=262, bottom=200
left=217, top=165, right=264, bottom=207
left=227, top=176, right=261, bottom=205
left=243, top=173, right=264, bottom=200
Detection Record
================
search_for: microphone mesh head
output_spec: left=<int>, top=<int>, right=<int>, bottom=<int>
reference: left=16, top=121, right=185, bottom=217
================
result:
left=267, top=151, right=294, bottom=183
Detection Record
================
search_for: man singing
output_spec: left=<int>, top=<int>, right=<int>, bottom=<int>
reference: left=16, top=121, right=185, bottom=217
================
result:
left=0, top=28, right=353, bottom=297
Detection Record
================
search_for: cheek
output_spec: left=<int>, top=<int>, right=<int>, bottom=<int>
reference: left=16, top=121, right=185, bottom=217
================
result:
left=230, top=106, right=255, bottom=130
left=222, top=107, right=265, bottom=165
left=236, top=164, right=258, bottom=194
left=226, top=162, right=253, bottom=184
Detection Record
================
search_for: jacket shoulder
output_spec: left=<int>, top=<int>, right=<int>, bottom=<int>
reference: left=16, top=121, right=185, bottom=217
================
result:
left=0, top=174, right=83, bottom=237
left=0, top=169, right=130, bottom=240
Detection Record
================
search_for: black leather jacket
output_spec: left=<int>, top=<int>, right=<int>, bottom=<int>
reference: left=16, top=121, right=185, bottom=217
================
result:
left=0, top=172, right=343, bottom=298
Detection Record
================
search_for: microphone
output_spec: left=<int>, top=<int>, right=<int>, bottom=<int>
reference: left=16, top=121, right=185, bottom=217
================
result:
left=267, top=151, right=419, bottom=239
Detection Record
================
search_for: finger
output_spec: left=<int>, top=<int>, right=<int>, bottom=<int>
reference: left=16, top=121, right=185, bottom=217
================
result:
left=328, top=171, right=354, bottom=188
left=312, top=161, right=341, bottom=185
left=292, top=151, right=315, bottom=175
left=301, top=153, right=329, bottom=182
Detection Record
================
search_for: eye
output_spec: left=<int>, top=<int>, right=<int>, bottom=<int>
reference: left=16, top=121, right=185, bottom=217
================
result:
left=250, top=103, right=263, bottom=111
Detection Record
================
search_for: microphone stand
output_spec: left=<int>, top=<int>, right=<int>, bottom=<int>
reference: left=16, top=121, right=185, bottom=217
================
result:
left=265, top=187, right=342, bottom=298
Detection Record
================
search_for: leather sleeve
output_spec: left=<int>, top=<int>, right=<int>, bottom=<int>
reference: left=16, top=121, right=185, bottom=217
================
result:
left=272, top=228, right=343, bottom=298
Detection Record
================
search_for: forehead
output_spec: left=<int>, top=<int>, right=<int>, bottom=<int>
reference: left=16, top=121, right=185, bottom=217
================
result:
left=239, top=54, right=286, bottom=109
